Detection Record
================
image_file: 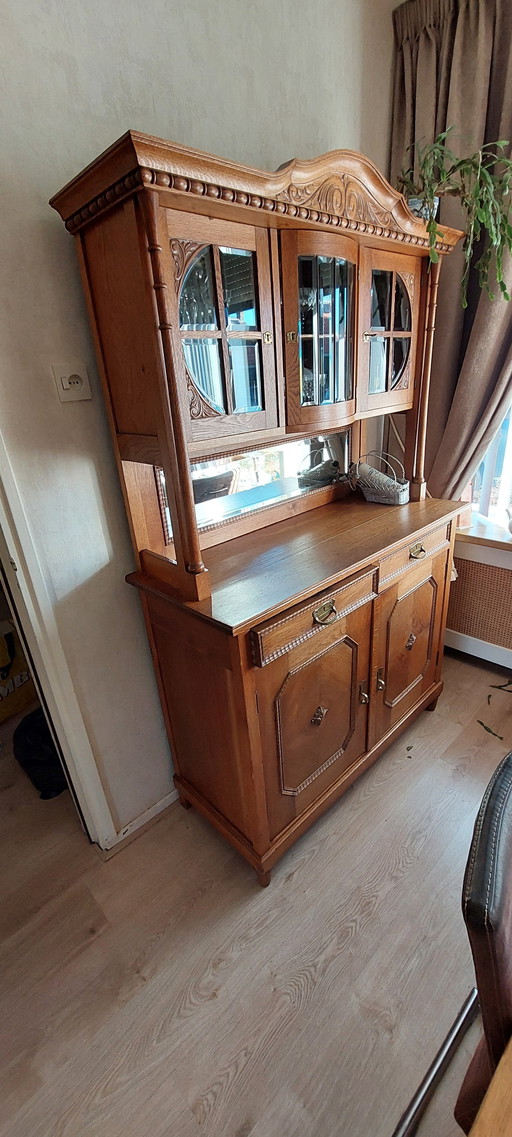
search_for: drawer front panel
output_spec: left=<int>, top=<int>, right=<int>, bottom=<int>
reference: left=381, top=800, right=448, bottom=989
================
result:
left=251, top=566, right=378, bottom=667
left=378, top=523, right=451, bottom=591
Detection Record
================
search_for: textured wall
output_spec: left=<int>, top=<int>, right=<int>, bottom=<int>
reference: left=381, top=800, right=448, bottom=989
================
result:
left=0, top=0, right=396, bottom=828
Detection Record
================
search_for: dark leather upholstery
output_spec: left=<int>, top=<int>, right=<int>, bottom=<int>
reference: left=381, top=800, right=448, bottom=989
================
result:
left=454, top=750, right=512, bottom=1133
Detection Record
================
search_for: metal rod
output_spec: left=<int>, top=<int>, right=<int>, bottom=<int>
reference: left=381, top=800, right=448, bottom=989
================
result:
left=390, top=988, right=479, bottom=1137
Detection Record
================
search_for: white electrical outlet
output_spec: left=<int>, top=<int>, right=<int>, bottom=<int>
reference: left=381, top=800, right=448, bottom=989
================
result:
left=52, top=362, right=92, bottom=402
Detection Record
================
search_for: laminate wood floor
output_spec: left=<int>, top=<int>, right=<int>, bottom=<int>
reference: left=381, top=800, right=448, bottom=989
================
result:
left=1, top=651, right=511, bottom=1137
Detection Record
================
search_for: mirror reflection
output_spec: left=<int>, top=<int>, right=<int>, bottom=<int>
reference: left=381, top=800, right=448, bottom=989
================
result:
left=189, top=433, right=349, bottom=530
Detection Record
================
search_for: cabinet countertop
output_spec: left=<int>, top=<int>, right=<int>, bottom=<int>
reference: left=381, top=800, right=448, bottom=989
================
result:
left=131, top=497, right=462, bottom=635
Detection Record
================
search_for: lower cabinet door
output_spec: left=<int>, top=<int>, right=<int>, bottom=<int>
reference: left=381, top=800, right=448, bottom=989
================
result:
left=368, top=549, right=449, bottom=748
left=256, top=602, right=371, bottom=840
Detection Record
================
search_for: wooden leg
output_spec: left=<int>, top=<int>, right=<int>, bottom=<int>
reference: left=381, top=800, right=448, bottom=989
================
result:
left=425, top=696, right=439, bottom=712
left=179, top=795, right=192, bottom=810
left=255, top=867, right=271, bottom=887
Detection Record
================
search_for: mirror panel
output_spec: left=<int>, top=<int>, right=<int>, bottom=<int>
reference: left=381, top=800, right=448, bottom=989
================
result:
left=189, top=432, right=350, bottom=530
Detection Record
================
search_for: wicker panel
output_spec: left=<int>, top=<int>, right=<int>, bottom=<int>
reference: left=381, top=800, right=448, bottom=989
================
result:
left=447, top=557, right=512, bottom=648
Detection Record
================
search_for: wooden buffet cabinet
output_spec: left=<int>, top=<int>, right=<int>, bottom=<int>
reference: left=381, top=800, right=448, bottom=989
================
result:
left=51, top=132, right=464, bottom=884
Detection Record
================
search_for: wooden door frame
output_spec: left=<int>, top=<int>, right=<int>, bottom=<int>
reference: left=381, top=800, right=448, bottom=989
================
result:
left=0, top=429, right=118, bottom=849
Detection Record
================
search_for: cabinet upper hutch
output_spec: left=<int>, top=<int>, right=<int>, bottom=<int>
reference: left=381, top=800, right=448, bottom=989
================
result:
left=51, top=132, right=464, bottom=884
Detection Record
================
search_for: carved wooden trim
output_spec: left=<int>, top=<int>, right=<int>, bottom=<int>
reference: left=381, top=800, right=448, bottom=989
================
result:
left=275, top=174, right=394, bottom=229
left=185, top=369, right=222, bottom=420
left=62, top=168, right=144, bottom=232
left=51, top=132, right=462, bottom=253
left=170, top=238, right=207, bottom=292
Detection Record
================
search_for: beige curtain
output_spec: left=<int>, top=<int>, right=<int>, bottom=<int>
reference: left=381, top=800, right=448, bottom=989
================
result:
left=390, top=0, right=512, bottom=499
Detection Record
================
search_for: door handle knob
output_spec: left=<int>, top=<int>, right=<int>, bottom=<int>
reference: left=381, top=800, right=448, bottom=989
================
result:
left=310, top=706, right=328, bottom=726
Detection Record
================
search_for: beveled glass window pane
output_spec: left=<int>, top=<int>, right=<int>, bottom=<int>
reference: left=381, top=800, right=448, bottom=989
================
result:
left=394, top=276, right=411, bottom=330
left=299, top=257, right=315, bottom=338
left=336, top=260, right=354, bottom=401
left=219, top=248, right=259, bottom=331
left=300, top=339, right=315, bottom=405
left=299, top=256, right=316, bottom=405
left=391, top=338, right=411, bottom=388
left=229, top=339, right=263, bottom=411
left=183, top=338, right=225, bottom=412
left=371, top=269, right=392, bottom=330
left=180, top=249, right=218, bottom=330
left=318, top=258, right=334, bottom=403
left=369, top=337, right=388, bottom=393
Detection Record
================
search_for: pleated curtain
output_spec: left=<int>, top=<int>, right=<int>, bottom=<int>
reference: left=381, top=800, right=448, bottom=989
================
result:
left=390, top=0, right=512, bottom=499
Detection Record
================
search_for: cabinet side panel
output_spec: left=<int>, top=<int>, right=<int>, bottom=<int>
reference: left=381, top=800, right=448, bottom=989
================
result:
left=82, top=200, right=162, bottom=436
left=146, top=596, right=258, bottom=845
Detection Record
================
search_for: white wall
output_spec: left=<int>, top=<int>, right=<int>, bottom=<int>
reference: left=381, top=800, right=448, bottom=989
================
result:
left=0, top=0, right=396, bottom=831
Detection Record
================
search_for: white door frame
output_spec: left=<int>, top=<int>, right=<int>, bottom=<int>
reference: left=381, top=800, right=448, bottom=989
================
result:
left=0, top=429, right=118, bottom=848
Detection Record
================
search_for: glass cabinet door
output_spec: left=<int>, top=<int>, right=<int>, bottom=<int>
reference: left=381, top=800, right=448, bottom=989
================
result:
left=357, top=248, right=422, bottom=415
left=166, top=212, right=278, bottom=441
left=281, top=231, right=358, bottom=431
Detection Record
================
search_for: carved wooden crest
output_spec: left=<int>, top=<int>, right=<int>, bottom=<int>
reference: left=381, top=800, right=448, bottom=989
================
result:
left=276, top=175, right=394, bottom=228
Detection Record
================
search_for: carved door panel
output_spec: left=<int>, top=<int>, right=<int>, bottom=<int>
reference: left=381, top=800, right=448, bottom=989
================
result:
left=166, top=210, right=278, bottom=442
left=281, top=230, right=358, bottom=432
left=368, top=550, right=449, bottom=748
left=256, top=601, right=371, bottom=840
left=357, top=248, right=422, bottom=416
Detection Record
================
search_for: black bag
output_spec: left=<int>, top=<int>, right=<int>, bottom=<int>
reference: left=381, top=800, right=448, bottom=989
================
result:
left=13, top=707, right=67, bottom=799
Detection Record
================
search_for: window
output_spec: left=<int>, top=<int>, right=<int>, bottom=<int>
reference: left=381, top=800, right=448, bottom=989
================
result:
left=465, top=405, right=512, bottom=530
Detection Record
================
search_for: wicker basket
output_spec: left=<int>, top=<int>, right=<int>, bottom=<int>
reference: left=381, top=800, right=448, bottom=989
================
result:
left=349, top=451, right=410, bottom=505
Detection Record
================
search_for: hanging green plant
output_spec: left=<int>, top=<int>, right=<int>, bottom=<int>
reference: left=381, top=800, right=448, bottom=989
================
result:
left=397, top=128, right=512, bottom=307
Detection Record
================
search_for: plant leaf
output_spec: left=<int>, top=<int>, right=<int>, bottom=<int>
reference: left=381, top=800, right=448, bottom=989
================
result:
left=477, top=719, right=504, bottom=740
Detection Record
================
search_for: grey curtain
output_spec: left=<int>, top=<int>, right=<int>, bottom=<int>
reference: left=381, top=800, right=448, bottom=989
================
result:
left=390, top=0, right=512, bottom=499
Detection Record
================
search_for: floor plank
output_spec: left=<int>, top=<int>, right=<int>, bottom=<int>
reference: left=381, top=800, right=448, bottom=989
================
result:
left=0, top=650, right=511, bottom=1136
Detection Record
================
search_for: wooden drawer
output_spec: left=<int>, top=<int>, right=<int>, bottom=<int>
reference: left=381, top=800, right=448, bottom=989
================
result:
left=378, top=523, right=451, bottom=591
left=250, top=566, right=378, bottom=667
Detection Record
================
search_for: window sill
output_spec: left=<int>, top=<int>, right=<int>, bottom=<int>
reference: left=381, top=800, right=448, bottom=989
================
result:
left=456, top=511, right=512, bottom=552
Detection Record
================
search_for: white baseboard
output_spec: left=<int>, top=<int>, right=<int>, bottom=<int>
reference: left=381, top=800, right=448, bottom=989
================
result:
left=103, top=788, right=179, bottom=850
left=445, top=629, right=512, bottom=670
